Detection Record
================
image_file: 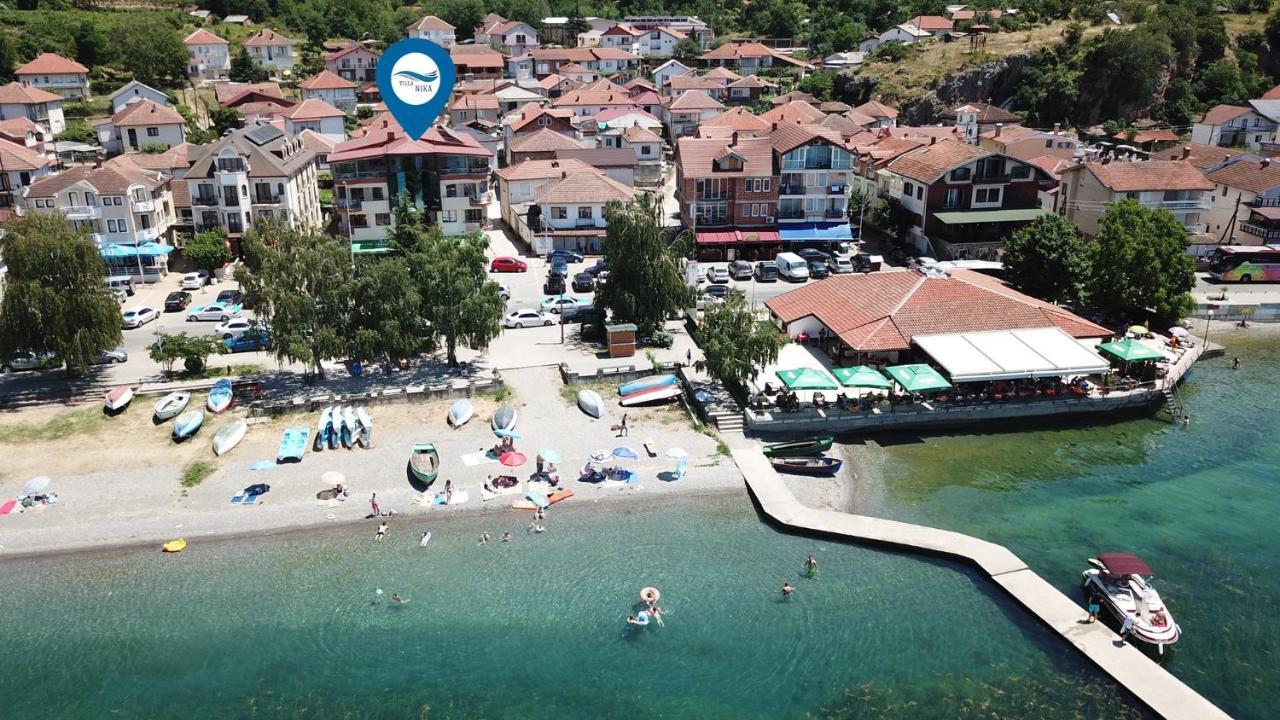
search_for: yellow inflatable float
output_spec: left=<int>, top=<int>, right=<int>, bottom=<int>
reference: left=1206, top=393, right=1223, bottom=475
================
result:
left=162, top=539, right=187, bottom=553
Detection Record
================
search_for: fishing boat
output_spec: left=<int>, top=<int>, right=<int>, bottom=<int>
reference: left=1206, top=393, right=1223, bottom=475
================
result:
left=356, top=407, right=373, bottom=448
left=104, top=385, right=134, bottom=413
left=408, top=443, right=440, bottom=485
left=153, top=391, right=190, bottom=421
left=448, top=399, right=473, bottom=428
left=172, top=410, right=205, bottom=441
left=325, top=405, right=339, bottom=450
left=277, top=426, right=310, bottom=463
left=206, top=379, right=233, bottom=414
left=1082, top=553, right=1181, bottom=654
left=619, top=383, right=682, bottom=407
left=761, top=437, right=833, bottom=458
left=212, top=419, right=248, bottom=456
left=492, top=404, right=518, bottom=432
left=619, top=373, right=679, bottom=397
left=314, top=407, right=332, bottom=451
left=340, top=406, right=356, bottom=449
left=577, top=389, right=604, bottom=418
left=770, top=456, right=843, bottom=476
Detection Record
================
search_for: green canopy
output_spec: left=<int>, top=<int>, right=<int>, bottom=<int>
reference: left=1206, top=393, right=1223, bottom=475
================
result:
left=831, top=365, right=892, bottom=389
left=1097, top=338, right=1165, bottom=363
left=884, top=364, right=952, bottom=393
left=775, top=367, right=838, bottom=390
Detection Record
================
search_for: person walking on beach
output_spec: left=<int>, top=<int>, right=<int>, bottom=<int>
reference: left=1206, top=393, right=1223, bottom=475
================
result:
left=445, top=479, right=453, bottom=505
left=375, top=521, right=388, bottom=542
left=1086, top=590, right=1103, bottom=623
left=619, top=413, right=629, bottom=437
left=370, top=493, right=381, bottom=517
left=686, top=348, right=693, bottom=367
left=781, top=582, right=795, bottom=598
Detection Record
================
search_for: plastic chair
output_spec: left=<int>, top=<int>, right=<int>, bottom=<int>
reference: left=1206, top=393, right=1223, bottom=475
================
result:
left=673, top=458, right=687, bottom=479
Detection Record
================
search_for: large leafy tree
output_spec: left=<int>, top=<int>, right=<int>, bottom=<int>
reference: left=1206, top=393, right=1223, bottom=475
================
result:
left=229, top=47, right=269, bottom=83
left=237, top=223, right=356, bottom=376
left=349, top=255, right=426, bottom=365
left=596, top=195, right=692, bottom=335
left=1086, top=200, right=1196, bottom=324
left=698, top=290, right=786, bottom=388
left=1002, top=214, right=1090, bottom=305
left=182, top=229, right=232, bottom=274
left=0, top=215, right=122, bottom=374
left=117, top=16, right=188, bottom=89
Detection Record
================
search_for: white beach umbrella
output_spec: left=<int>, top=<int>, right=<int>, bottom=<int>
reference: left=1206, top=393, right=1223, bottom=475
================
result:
left=23, top=476, right=51, bottom=495
left=665, top=448, right=688, bottom=459
left=321, top=471, right=346, bottom=486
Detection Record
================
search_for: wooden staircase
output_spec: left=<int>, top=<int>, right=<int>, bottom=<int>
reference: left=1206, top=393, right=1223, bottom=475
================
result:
left=708, top=409, right=744, bottom=434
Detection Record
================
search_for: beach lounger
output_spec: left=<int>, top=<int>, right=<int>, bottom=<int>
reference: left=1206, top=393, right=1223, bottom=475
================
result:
left=643, top=440, right=657, bottom=457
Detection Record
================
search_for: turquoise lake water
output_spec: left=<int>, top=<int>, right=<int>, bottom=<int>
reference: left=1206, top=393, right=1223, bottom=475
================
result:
left=851, top=331, right=1280, bottom=720
left=1, top=496, right=1150, bottom=719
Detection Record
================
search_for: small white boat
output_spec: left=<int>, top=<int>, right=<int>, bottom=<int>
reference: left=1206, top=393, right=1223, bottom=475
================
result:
left=356, top=407, right=373, bottom=448
left=619, top=374, right=679, bottom=397
left=341, top=406, right=357, bottom=449
left=212, top=419, right=248, bottom=456
left=577, top=389, right=604, bottom=418
left=448, top=399, right=473, bottom=428
left=619, top=383, right=682, bottom=407
left=104, top=386, right=134, bottom=413
left=153, top=391, right=190, bottom=421
left=206, top=379, right=232, bottom=414
left=492, top=404, right=517, bottom=431
left=325, top=405, right=340, bottom=450
left=1082, top=553, right=1181, bottom=654
left=314, top=406, right=332, bottom=451
left=172, top=410, right=205, bottom=441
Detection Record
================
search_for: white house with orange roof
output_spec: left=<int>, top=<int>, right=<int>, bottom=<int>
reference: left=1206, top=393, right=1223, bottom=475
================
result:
left=476, top=16, right=540, bottom=56
left=0, top=137, right=55, bottom=218
left=652, top=59, right=693, bottom=91
left=664, top=90, right=725, bottom=138
left=407, top=15, right=456, bottom=46
left=299, top=71, right=357, bottom=113
left=0, top=82, right=65, bottom=135
left=94, top=100, right=186, bottom=155
left=325, top=44, right=379, bottom=84
left=244, top=29, right=297, bottom=74
left=15, top=53, right=89, bottom=100
left=108, top=81, right=169, bottom=114
left=184, top=28, right=230, bottom=79
left=282, top=99, right=347, bottom=143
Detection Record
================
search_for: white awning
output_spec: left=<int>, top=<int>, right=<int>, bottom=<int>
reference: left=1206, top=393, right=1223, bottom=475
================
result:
left=913, top=328, right=1111, bottom=383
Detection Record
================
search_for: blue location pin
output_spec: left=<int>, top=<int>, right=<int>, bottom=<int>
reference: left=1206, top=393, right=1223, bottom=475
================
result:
left=376, top=38, right=456, bottom=140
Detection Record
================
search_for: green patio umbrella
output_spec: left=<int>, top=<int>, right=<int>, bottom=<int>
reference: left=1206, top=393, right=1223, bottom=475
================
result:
left=775, top=367, right=838, bottom=390
left=831, top=365, right=892, bottom=389
left=1097, top=338, right=1165, bottom=363
left=883, top=364, right=952, bottom=393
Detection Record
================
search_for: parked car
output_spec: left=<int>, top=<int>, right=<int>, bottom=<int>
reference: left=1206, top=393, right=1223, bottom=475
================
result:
left=216, top=289, right=244, bottom=306
left=214, top=319, right=256, bottom=339
left=706, top=265, right=730, bottom=284
left=808, top=260, right=830, bottom=279
left=704, top=283, right=730, bottom=299
left=561, top=303, right=597, bottom=322
left=799, top=248, right=832, bottom=265
left=180, top=271, right=209, bottom=290
left=490, top=256, right=528, bottom=273
left=546, top=249, right=583, bottom=264
left=187, top=303, right=242, bottom=322
left=497, top=284, right=511, bottom=301
left=504, top=308, right=557, bottom=328
left=694, top=264, right=707, bottom=283
left=224, top=328, right=271, bottom=353
left=584, top=259, right=608, bottom=277
left=549, top=257, right=569, bottom=278
left=831, top=257, right=855, bottom=274
left=754, top=261, right=779, bottom=282
left=543, top=274, right=566, bottom=295
left=728, top=259, right=754, bottom=280
left=571, top=272, right=595, bottom=293
left=92, top=347, right=128, bottom=365
left=852, top=253, right=881, bottom=273
left=539, top=294, right=589, bottom=313
left=122, top=306, right=160, bottom=328
left=106, top=275, right=135, bottom=297
left=0, top=350, right=57, bottom=373
left=110, top=287, right=128, bottom=304
left=164, top=291, right=193, bottom=312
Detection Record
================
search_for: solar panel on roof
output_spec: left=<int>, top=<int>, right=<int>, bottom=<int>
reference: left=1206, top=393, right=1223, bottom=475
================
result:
left=245, top=125, right=284, bottom=146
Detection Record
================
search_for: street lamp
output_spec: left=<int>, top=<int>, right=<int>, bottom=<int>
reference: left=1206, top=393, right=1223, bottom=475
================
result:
left=1204, top=309, right=1213, bottom=346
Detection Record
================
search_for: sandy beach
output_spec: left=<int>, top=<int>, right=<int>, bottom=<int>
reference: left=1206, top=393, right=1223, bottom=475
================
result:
left=0, top=366, right=744, bottom=557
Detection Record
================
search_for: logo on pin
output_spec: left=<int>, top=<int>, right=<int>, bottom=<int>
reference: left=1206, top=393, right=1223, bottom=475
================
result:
left=377, top=39, right=456, bottom=140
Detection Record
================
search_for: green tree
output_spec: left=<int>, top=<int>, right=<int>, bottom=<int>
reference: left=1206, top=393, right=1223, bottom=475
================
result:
left=229, top=46, right=268, bottom=83
left=565, top=4, right=589, bottom=43
left=1076, top=28, right=1172, bottom=125
left=443, top=0, right=486, bottom=40
left=237, top=223, right=356, bottom=376
left=1086, top=200, right=1196, bottom=323
left=697, top=290, right=786, bottom=388
left=596, top=195, right=692, bottom=335
left=0, top=214, right=122, bottom=375
left=0, top=32, right=15, bottom=83
left=55, top=122, right=96, bottom=144
left=209, top=107, right=243, bottom=136
left=349, top=255, right=426, bottom=365
left=149, top=332, right=226, bottom=374
left=1194, top=59, right=1248, bottom=107
left=868, top=197, right=916, bottom=245
left=116, top=16, right=188, bottom=89
left=183, top=229, right=232, bottom=274
left=673, top=36, right=703, bottom=59
left=1002, top=214, right=1090, bottom=305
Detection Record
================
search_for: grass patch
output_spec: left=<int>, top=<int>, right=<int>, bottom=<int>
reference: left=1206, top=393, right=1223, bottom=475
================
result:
left=180, top=461, right=216, bottom=488
left=170, top=364, right=264, bottom=381
left=559, top=379, right=617, bottom=407
left=486, top=385, right=514, bottom=403
left=0, top=406, right=111, bottom=445
left=687, top=415, right=731, bottom=457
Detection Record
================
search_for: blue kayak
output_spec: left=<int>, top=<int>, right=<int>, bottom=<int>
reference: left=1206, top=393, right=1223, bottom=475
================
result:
left=618, top=374, right=678, bottom=397
left=277, top=427, right=310, bottom=463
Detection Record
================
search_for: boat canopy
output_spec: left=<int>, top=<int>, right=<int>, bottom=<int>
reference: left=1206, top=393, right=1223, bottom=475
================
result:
left=1097, top=337, right=1167, bottom=363
left=1097, top=552, right=1154, bottom=576
left=913, top=328, right=1111, bottom=383
left=883, top=364, right=952, bottom=393
left=775, top=367, right=838, bottom=390
left=831, top=365, right=891, bottom=389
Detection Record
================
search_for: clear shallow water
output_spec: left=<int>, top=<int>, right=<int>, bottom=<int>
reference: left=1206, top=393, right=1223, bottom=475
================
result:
left=851, top=332, right=1280, bottom=719
left=0, top=496, right=1148, bottom=719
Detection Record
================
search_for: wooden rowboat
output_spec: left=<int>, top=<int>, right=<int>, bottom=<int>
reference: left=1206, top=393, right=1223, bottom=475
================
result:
left=762, top=437, right=833, bottom=458
left=770, top=456, right=843, bottom=476
left=408, top=443, right=440, bottom=486
left=153, top=391, right=190, bottom=420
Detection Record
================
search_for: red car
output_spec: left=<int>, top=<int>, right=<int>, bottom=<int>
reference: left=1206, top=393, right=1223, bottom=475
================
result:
left=490, top=256, right=528, bottom=273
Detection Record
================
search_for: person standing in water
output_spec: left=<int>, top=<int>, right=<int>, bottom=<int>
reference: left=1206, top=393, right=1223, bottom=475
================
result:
left=781, top=582, right=795, bottom=597
left=803, top=554, right=819, bottom=577
left=375, top=521, right=388, bottom=542
left=419, top=530, right=431, bottom=547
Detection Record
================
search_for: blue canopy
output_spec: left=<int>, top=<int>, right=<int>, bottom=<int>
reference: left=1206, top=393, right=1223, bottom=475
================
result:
left=99, top=244, right=133, bottom=258
left=779, top=223, right=853, bottom=243
left=136, top=242, right=175, bottom=257
left=98, top=242, right=175, bottom=258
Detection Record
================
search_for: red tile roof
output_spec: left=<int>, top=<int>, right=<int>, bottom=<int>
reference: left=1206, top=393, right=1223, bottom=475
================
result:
left=0, top=81, right=62, bottom=105
left=760, top=100, right=825, bottom=125
left=1155, top=143, right=1245, bottom=170
left=282, top=98, right=345, bottom=121
left=110, top=99, right=184, bottom=127
left=1205, top=157, right=1280, bottom=194
left=215, top=82, right=284, bottom=105
left=184, top=28, right=228, bottom=46
left=704, top=67, right=741, bottom=82
left=0, top=137, right=50, bottom=172
left=854, top=100, right=898, bottom=119
left=622, top=123, right=661, bottom=143
left=244, top=29, right=294, bottom=47
left=942, top=101, right=1019, bottom=123
left=1026, top=154, right=1071, bottom=179
left=533, top=170, right=633, bottom=204
left=765, top=268, right=1110, bottom=352
left=676, top=135, right=773, bottom=178
left=1064, top=160, right=1213, bottom=192
left=496, top=157, right=595, bottom=181
left=16, top=53, right=88, bottom=75
left=509, top=128, right=582, bottom=153
left=331, top=121, right=490, bottom=161
left=1264, top=84, right=1280, bottom=100
left=552, top=89, right=638, bottom=108
left=906, top=15, right=954, bottom=31
left=1198, top=104, right=1252, bottom=125
left=1113, top=129, right=1180, bottom=144
left=408, top=15, right=455, bottom=31
left=451, top=46, right=505, bottom=68
left=300, top=70, right=356, bottom=91
left=698, top=42, right=811, bottom=68
left=886, top=139, right=990, bottom=183
left=668, top=89, right=724, bottom=111
left=450, top=93, right=500, bottom=111
left=668, top=74, right=722, bottom=92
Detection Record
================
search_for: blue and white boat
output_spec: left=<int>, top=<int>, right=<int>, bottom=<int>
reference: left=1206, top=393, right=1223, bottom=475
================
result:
left=340, top=406, right=356, bottom=449
left=206, top=379, right=233, bottom=413
left=172, top=410, right=205, bottom=441
left=277, top=427, right=310, bottom=463
left=619, top=374, right=679, bottom=397
left=325, top=405, right=340, bottom=449
left=314, top=406, right=332, bottom=451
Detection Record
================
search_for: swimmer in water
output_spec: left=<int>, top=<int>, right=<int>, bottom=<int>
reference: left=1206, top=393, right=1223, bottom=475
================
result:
left=651, top=605, right=665, bottom=626
left=803, top=554, right=818, bottom=576
left=390, top=593, right=408, bottom=604
left=781, top=582, right=795, bottom=597
left=626, top=614, right=644, bottom=626
left=479, top=531, right=491, bottom=544
left=500, top=531, right=512, bottom=542
left=420, top=531, right=430, bottom=547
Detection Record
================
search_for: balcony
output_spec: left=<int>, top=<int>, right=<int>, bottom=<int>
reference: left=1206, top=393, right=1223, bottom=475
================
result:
left=193, top=195, right=219, bottom=207
left=695, top=192, right=726, bottom=202
left=62, top=205, right=101, bottom=220
left=136, top=227, right=162, bottom=242
left=575, top=218, right=600, bottom=227
left=1149, top=199, right=1211, bottom=211
left=252, top=194, right=283, bottom=206
left=825, top=209, right=846, bottom=219
left=439, top=163, right=491, bottom=176
left=335, top=198, right=362, bottom=210
left=827, top=184, right=848, bottom=195
left=779, top=185, right=804, bottom=196
left=1241, top=222, right=1280, bottom=240
left=777, top=208, right=805, bottom=220
left=1184, top=223, right=1208, bottom=235
left=695, top=214, right=730, bottom=227
left=133, top=199, right=155, bottom=213
left=468, top=194, right=488, bottom=206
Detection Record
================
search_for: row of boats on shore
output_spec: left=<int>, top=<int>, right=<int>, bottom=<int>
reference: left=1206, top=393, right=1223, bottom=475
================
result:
left=314, top=405, right=373, bottom=451
left=102, top=379, right=248, bottom=455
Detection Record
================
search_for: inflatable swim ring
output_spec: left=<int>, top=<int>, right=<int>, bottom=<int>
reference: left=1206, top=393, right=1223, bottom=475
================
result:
left=640, top=587, right=661, bottom=604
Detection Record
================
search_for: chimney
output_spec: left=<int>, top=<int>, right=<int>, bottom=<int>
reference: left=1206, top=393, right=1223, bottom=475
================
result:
left=561, top=171, right=568, bottom=178
left=94, top=155, right=103, bottom=169
left=731, top=131, right=738, bottom=146
left=1224, top=155, right=1231, bottom=164
left=995, top=123, right=1002, bottom=137
left=1053, top=122, right=1060, bottom=136
left=1181, top=145, right=1191, bottom=159
left=551, top=161, right=559, bottom=168
left=929, top=136, right=937, bottom=146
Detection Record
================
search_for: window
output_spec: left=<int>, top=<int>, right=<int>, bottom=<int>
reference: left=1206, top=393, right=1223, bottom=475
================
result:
left=1045, top=139, right=1053, bottom=148
left=442, top=210, right=457, bottom=223
left=916, top=186, right=923, bottom=200
left=762, top=178, right=770, bottom=192
left=903, top=182, right=914, bottom=197
left=465, top=208, right=483, bottom=224
left=375, top=213, right=391, bottom=226
left=641, top=145, right=652, bottom=155
left=578, top=206, right=592, bottom=219
left=552, top=206, right=567, bottom=219
left=107, top=219, right=117, bottom=232
left=975, top=187, right=1002, bottom=204
left=85, top=193, right=95, bottom=206
left=147, top=127, right=160, bottom=137
left=1011, top=165, right=1030, bottom=179
left=950, top=167, right=971, bottom=182
left=944, top=188, right=961, bottom=208
left=371, top=187, right=384, bottom=200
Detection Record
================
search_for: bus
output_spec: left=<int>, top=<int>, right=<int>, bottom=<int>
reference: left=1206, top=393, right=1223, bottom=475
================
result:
left=1206, top=246, right=1280, bottom=282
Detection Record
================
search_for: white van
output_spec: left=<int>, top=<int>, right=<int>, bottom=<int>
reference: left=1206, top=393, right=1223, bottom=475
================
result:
left=774, top=252, right=810, bottom=282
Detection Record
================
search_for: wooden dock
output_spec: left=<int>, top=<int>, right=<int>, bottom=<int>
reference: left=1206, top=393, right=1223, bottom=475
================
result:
left=730, top=446, right=1232, bottom=720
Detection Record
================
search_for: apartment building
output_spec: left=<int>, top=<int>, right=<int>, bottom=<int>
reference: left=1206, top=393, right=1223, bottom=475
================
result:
left=771, top=123, right=853, bottom=239
left=1058, top=160, right=1213, bottom=237
left=299, top=71, right=358, bottom=113
left=330, top=120, right=493, bottom=249
left=325, top=44, right=379, bottom=85
left=184, top=29, right=230, bottom=79
left=15, top=53, right=90, bottom=100
left=676, top=132, right=779, bottom=259
left=407, top=15, right=457, bottom=47
left=243, top=29, right=297, bottom=74
left=0, top=137, right=55, bottom=218
left=496, top=158, right=631, bottom=254
left=1191, top=104, right=1277, bottom=150
left=978, top=124, right=1080, bottom=162
left=451, top=46, right=506, bottom=80
left=475, top=16, right=540, bottom=56
left=697, top=42, right=811, bottom=74
left=623, top=15, right=713, bottom=48
left=282, top=99, right=347, bottom=143
left=0, top=82, right=65, bottom=136
left=185, top=125, right=322, bottom=251
left=665, top=90, right=724, bottom=139
left=94, top=100, right=186, bottom=155
left=1201, top=156, right=1280, bottom=241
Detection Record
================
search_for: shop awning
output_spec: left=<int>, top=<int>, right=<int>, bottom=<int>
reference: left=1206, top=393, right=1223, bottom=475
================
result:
left=778, top=222, right=852, bottom=243
left=831, top=365, right=891, bottom=389
left=695, top=230, right=781, bottom=245
left=883, top=364, right=952, bottom=393
left=99, top=243, right=175, bottom=258
left=932, top=208, right=1049, bottom=225
left=913, top=328, right=1111, bottom=383
left=1097, top=337, right=1167, bottom=363
left=776, top=367, right=838, bottom=390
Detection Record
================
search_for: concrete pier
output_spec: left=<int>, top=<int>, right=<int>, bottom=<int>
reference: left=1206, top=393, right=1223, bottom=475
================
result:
left=731, top=446, right=1233, bottom=720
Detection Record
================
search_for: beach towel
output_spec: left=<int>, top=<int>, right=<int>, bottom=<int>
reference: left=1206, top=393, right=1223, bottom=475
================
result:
left=0, top=499, right=16, bottom=515
left=250, top=461, right=274, bottom=471
left=229, top=493, right=245, bottom=504
left=461, top=452, right=496, bottom=467
left=241, top=495, right=258, bottom=505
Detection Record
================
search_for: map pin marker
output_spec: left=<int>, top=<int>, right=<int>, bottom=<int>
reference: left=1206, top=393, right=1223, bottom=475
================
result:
left=376, top=38, right=456, bottom=141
